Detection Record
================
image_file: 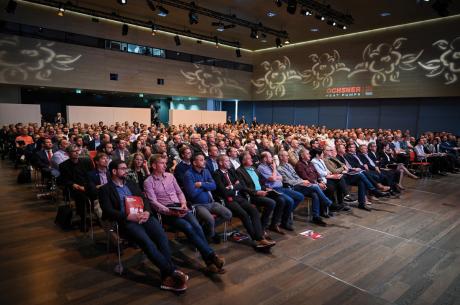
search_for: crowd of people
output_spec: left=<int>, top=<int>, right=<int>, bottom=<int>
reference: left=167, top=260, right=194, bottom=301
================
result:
left=1, top=117, right=459, bottom=292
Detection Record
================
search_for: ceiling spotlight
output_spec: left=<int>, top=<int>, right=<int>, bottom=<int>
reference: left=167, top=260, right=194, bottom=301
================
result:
left=214, top=36, right=219, bottom=48
left=216, top=24, right=225, bottom=32
left=5, top=0, right=17, bottom=14
left=275, top=0, right=282, bottom=7
left=157, top=6, right=168, bottom=17
left=342, top=25, right=347, bottom=30
left=189, top=10, right=199, bottom=24
left=122, top=24, right=128, bottom=35
left=174, top=35, right=181, bottom=46
left=117, top=0, right=127, bottom=5
left=284, top=38, right=290, bottom=44
left=250, top=28, right=259, bottom=39
left=300, top=7, right=312, bottom=16
left=333, top=21, right=337, bottom=26
left=276, top=37, right=282, bottom=48
left=267, top=11, right=277, bottom=17
left=287, top=0, right=297, bottom=14
left=151, top=24, right=157, bottom=36
left=236, top=49, right=241, bottom=58
left=57, top=4, right=65, bottom=16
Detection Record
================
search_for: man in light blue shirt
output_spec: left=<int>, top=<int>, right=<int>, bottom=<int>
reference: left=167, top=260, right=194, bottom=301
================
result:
left=257, top=151, right=304, bottom=231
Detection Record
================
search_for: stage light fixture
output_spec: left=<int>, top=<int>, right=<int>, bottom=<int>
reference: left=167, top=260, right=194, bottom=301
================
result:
left=5, top=0, right=17, bottom=14
left=276, top=37, right=282, bottom=48
left=236, top=48, right=241, bottom=57
left=151, top=24, right=157, bottom=35
left=189, top=11, right=199, bottom=24
left=122, top=23, right=128, bottom=35
left=157, top=6, right=168, bottom=17
left=117, top=0, right=127, bottom=5
left=287, top=0, right=297, bottom=14
left=57, top=4, right=65, bottom=16
left=250, top=28, right=259, bottom=39
left=174, top=35, right=181, bottom=46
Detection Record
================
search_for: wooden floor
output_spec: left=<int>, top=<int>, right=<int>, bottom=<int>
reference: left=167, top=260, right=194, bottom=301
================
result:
left=1, top=160, right=459, bottom=305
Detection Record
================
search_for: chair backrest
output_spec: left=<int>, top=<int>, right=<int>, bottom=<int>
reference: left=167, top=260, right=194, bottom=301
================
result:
left=89, top=150, right=97, bottom=160
left=409, top=150, right=416, bottom=162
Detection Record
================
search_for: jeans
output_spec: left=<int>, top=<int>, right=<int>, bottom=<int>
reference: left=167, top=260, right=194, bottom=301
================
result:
left=123, top=216, right=175, bottom=279
left=161, top=212, right=214, bottom=260
left=293, top=184, right=332, bottom=217
left=274, top=187, right=304, bottom=226
left=193, top=202, right=232, bottom=238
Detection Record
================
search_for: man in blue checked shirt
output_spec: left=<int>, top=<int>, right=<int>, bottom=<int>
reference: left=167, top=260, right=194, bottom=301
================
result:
left=257, top=151, right=304, bottom=231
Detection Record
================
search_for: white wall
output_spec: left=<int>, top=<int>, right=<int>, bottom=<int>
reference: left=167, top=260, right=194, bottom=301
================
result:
left=67, top=106, right=151, bottom=125
left=0, top=103, right=41, bottom=125
left=169, top=110, right=226, bottom=125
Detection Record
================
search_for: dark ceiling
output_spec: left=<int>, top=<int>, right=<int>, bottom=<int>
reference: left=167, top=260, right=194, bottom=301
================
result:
left=36, top=0, right=460, bottom=50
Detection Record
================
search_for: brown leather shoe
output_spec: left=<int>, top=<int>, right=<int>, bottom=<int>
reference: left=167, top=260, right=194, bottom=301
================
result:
left=161, top=275, right=187, bottom=292
left=255, top=239, right=276, bottom=248
left=269, top=224, right=286, bottom=235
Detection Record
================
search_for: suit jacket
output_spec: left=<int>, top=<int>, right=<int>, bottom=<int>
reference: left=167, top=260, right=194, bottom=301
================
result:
left=212, top=168, right=246, bottom=201
left=87, top=169, right=110, bottom=199
left=324, top=157, right=347, bottom=174
left=58, top=158, right=94, bottom=189
left=205, top=157, right=219, bottom=174
left=236, top=166, right=263, bottom=197
left=99, top=180, right=152, bottom=225
left=88, top=139, right=101, bottom=151
left=33, top=148, right=57, bottom=169
left=358, top=153, right=377, bottom=171
left=344, top=153, right=366, bottom=170
left=113, top=148, right=130, bottom=162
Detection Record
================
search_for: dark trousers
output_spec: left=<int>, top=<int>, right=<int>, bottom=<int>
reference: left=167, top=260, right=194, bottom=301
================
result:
left=325, top=178, right=348, bottom=205
left=345, top=173, right=371, bottom=204
left=161, top=212, right=214, bottom=260
left=250, top=195, right=277, bottom=229
left=226, top=195, right=263, bottom=241
left=123, top=216, right=175, bottom=279
left=70, top=189, right=88, bottom=221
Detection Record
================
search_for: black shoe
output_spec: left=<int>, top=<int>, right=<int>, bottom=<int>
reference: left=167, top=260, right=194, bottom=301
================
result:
left=370, top=189, right=387, bottom=198
left=358, top=205, right=372, bottom=212
left=211, top=235, right=222, bottom=244
left=320, top=212, right=330, bottom=218
left=280, top=224, right=294, bottom=231
left=312, top=217, right=327, bottom=227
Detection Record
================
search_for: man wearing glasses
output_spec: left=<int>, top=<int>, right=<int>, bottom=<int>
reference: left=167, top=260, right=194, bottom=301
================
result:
left=99, top=160, right=189, bottom=292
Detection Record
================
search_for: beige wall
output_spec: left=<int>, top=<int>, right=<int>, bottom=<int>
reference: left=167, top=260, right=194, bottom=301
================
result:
left=66, top=106, right=151, bottom=125
left=0, top=103, right=41, bottom=125
left=169, top=109, right=226, bottom=125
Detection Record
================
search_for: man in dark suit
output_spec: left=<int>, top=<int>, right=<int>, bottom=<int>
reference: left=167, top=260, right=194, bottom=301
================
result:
left=213, top=155, right=275, bottom=250
left=87, top=152, right=110, bottom=201
left=99, top=160, right=188, bottom=292
left=113, top=138, right=130, bottom=162
left=251, top=117, right=258, bottom=128
left=238, top=115, right=246, bottom=125
left=236, top=152, right=286, bottom=235
left=59, top=144, right=94, bottom=231
left=33, top=137, right=58, bottom=178
left=88, top=132, right=101, bottom=151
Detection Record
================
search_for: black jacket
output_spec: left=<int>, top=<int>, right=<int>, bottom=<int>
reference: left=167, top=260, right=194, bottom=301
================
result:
left=99, top=180, right=152, bottom=225
left=236, top=166, right=264, bottom=197
left=212, top=168, right=247, bottom=200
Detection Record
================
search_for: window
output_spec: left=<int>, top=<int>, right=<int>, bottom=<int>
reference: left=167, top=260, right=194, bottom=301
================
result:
left=127, top=44, right=146, bottom=54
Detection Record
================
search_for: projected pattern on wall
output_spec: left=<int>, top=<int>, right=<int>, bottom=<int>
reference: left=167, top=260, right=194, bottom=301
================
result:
left=0, top=36, right=81, bottom=83
left=252, top=36, right=460, bottom=99
left=180, top=64, right=248, bottom=98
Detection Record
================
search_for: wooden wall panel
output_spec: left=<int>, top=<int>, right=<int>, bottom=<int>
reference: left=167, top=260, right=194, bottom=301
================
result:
left=0, top=34, right=252, bottom=100
left=251, top=15, right=460, bottom=101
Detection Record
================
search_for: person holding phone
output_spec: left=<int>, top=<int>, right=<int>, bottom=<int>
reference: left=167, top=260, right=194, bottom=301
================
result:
left=144, top=154, right=226, bottom=275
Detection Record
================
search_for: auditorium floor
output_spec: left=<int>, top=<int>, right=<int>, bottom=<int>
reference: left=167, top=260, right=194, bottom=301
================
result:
left=0, top=161, right=459, bottom=305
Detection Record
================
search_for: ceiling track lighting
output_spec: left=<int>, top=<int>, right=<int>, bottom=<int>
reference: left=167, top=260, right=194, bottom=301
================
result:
left=157, top=5, right=168, bottom=17
left=21, top=0, right=242, bottom=48
left=117, top=0, right=127, bottom=5
left=154, top=0, right=288, bottom=38
left=57, top=4, right=65, bottom=16
left=285, top=0, right=353, bottom=28
left=5, top=0, right=18, bottom=14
